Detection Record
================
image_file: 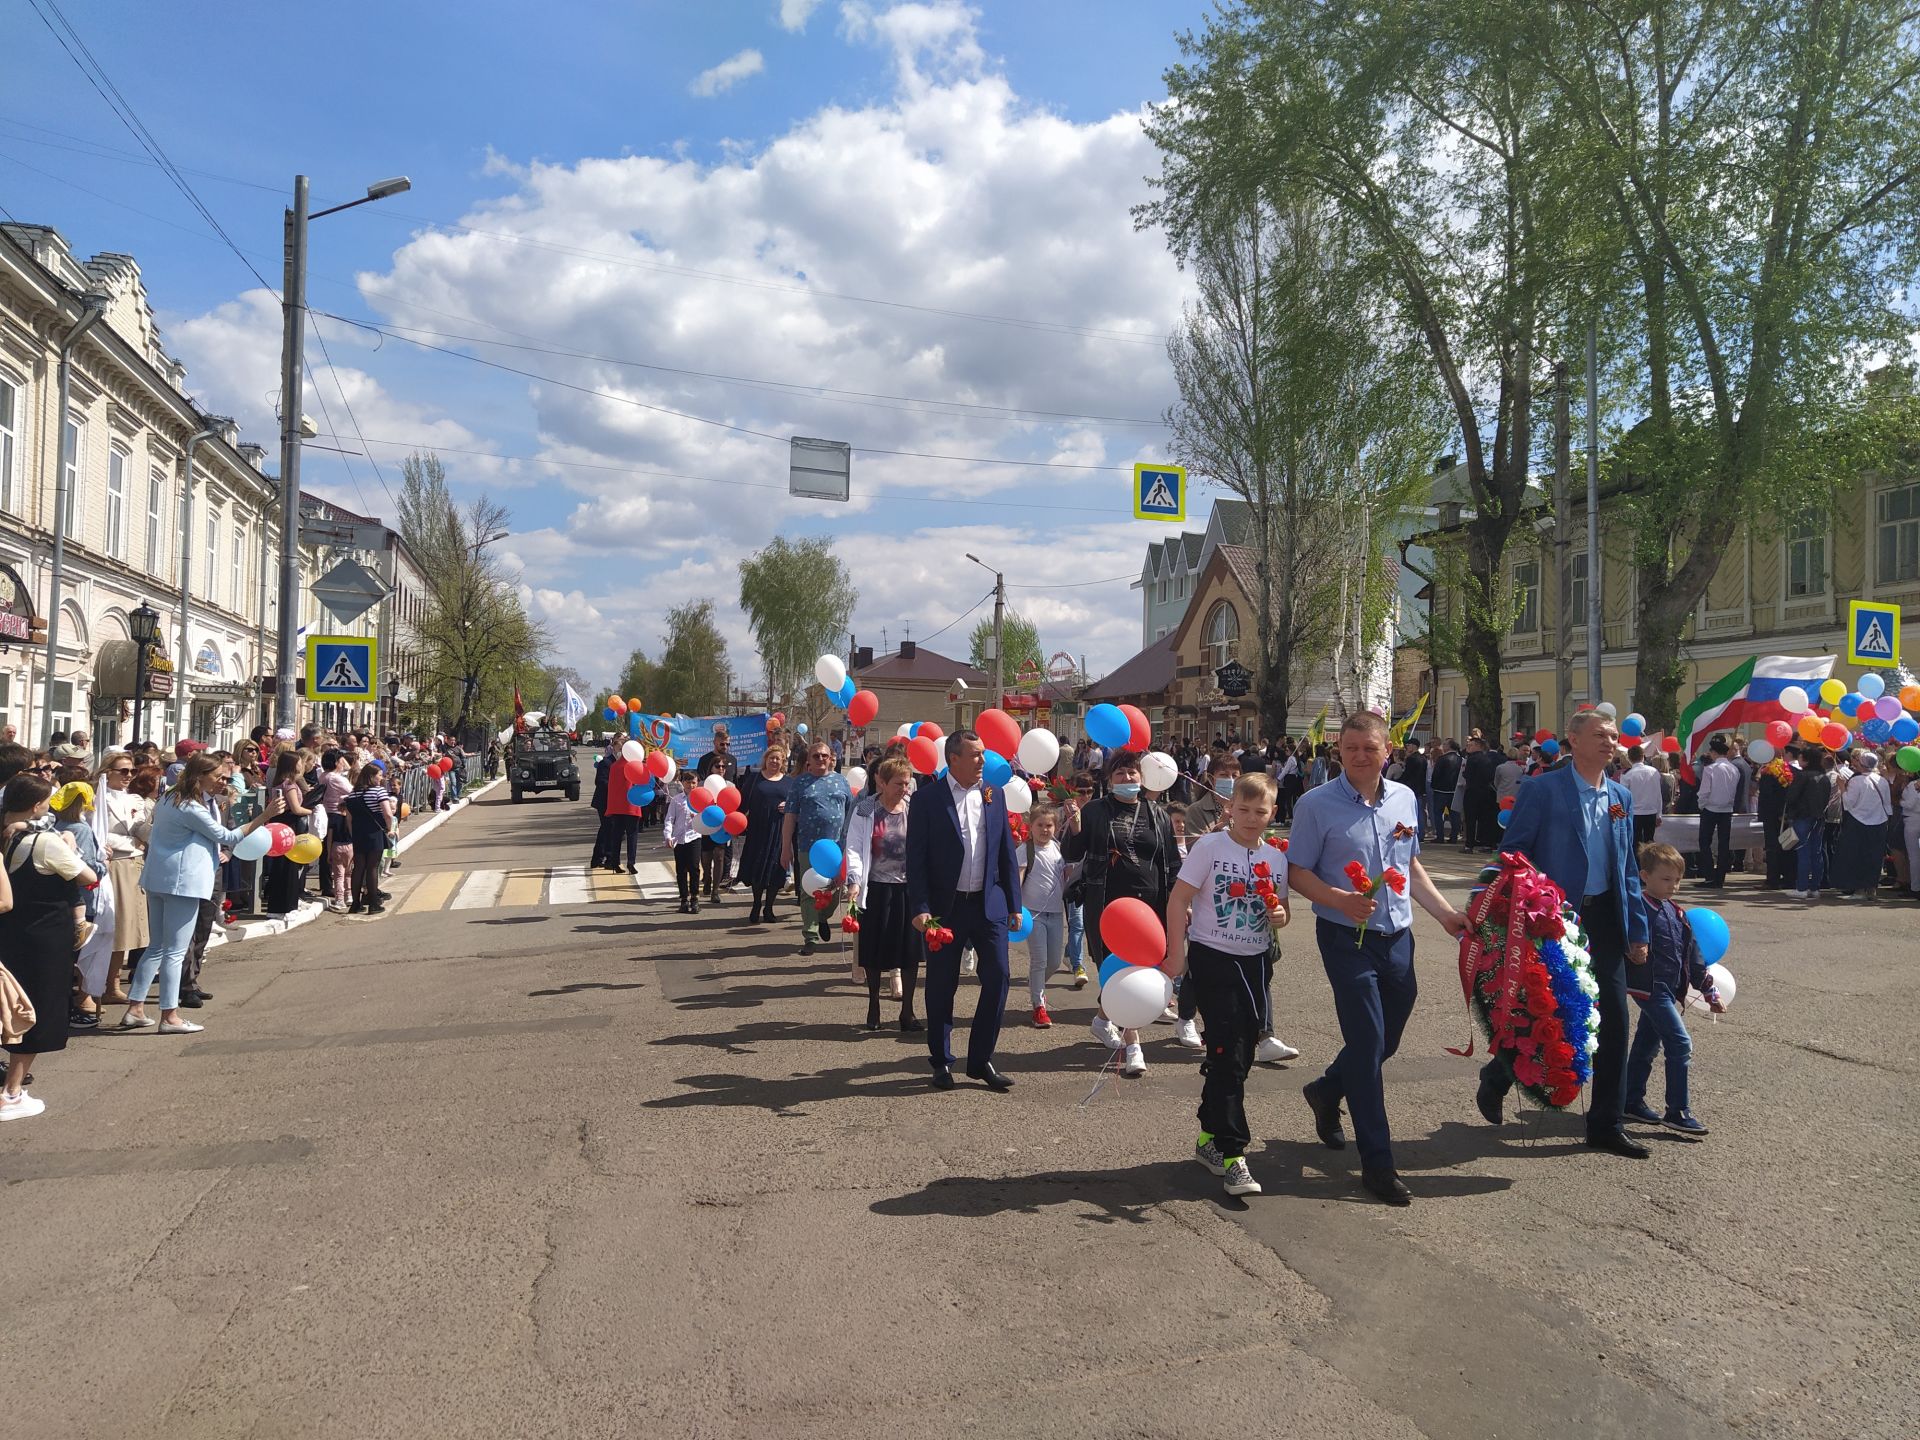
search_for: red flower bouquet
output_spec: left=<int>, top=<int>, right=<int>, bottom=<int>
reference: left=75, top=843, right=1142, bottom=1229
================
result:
left=922, top=916, right=957, bottom=952
left=1341, top=860, right=1406, bottom=944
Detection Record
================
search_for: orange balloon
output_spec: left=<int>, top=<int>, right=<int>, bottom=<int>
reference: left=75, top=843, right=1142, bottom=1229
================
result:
left=1797, top=714, right=1825, bottom=743
left=1901, top=684, right=1920, bottom=712
left=628, top=697, right=644, bottom=714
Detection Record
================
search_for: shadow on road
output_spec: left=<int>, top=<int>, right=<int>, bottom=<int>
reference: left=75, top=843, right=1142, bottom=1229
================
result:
left=642, top=1059, right=936, bottom=1113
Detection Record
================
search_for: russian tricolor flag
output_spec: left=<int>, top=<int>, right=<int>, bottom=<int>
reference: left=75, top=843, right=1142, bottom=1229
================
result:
left=1676, top=654, right=1836, bottom=779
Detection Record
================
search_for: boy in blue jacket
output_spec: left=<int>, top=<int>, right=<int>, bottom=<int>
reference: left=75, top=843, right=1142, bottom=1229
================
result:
left=1625, top=843, right=1723, bottom=1135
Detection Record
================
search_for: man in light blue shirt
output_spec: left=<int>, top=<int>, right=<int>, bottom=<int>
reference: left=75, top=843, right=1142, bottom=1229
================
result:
left=1287, top=712, right=1469, bottom=1206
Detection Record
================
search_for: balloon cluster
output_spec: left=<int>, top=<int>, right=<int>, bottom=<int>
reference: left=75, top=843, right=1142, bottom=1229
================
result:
left=1096, top=897, right=1171, bottom=1029
left=1763, top=674, right=1920, bottom=766
left=687, top=771, right=749, bottom=837
left=816, top=654, right=879, bottom=729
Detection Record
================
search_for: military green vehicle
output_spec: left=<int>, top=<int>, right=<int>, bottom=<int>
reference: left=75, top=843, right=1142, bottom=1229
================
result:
left=509, top=727, right=580, bottom=803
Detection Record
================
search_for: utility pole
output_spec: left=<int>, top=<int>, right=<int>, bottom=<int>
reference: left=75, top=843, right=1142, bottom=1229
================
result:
left=275, top=174, right=310, bottom=733
left=965, top=553, right=1006, bottom=706
left=1553, top=360, right=1573, bottom=728
left=176, top=420, right=221, bottom=742
left=1585, top=319, right=1603, bottom=703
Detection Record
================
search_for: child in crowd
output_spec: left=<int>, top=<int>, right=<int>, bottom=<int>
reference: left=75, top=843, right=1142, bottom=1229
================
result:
left=662, top=779, right=703, bottom=914
left=1165, top=772, right=1288, bottom=1197
left=1625, top=842, right=1723, bottom=1135
left=1017, top=805, right=1082, bottom=1028
left=48, top=782, right=101, bottom=949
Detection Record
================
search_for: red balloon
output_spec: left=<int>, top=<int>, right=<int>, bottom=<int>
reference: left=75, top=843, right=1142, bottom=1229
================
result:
left=264, top=822, right=295, bottom=858
left=715, top=784, right=742, bottom=814
left=1534, top=728, right=1554, bottom=744
left=1660, top=735, right=1681, bottom=753
left=644, top=749, right=673, bottom=779
left=610, top=696, right=627, bottom=715
left=721, top=810, right=748, bottom=836
left=907, top=735, right=941, bottom=774
left=1120, top=703, right=1151, bottom=752
left=1097, top=896, right=1166, bottom=968
left=917, top=722, right=943, bottom=742
left=771, top=712, right=785, bottom=727
left=1765, top=720, right=1792, bottom=746
left=976, top=708, right=1021, bottom=759
left=847, top=690, right=879, bottom=728
left=1820, top=721, right=1848, bottom=750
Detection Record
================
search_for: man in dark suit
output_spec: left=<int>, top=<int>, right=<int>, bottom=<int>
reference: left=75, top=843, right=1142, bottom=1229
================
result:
left=1480, top=709, right=1652, bottom=1157
left=906, top=729, right=1023, bottom=1091
left=1459, top=736, right=1501, bottom=852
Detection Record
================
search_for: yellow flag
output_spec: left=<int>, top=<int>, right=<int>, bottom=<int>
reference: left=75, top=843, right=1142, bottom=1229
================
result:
left=1390, top=693, right=1429, bottom=748
left=1306, top=705, right=1329, bottom=749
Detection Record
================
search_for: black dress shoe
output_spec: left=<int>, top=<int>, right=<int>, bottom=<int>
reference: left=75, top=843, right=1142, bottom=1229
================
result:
left=177, top=991, right=204, bottom=1009
left=929, top=1068, right=955, bottom=1090
left=188, top=986, right=211, bottom=1001
left=865, top=1000, right=883, bottom=1030
left=1586, top=1129, right=1651, bottom=1159
left=1302, top=1079, right=1348, bottom=1149
left=967, top=1064, right=1014, bottom=1091
left=1361, top=1167, right=1412, bottom=1205
left=899, top=1014, right=924, bottom=1032
left=1474, top=1075, right=1505, bottom=1126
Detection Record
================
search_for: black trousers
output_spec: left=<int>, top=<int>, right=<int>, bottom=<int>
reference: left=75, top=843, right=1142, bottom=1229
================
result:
left=1464, top=791, right=1500, bottom=848
left=923, top=890, right=1010, bottom=1075
left=674, top=840, right=702, bottom=903
left=1760, top=812, right=1792, bottom=886
left=350, top=843, right=384, bottom=910
left=859, top=881, right=919, bottom=1019
left=1698, top=809, right=1733, bottom=883
left=1483, top=890, right=1629, bottom=1137
left=1187, top=941, right=1267, bottom=1157
left=591, top=810, right=615, bottom=867
left=1633, top=815, right=1659, bottom=847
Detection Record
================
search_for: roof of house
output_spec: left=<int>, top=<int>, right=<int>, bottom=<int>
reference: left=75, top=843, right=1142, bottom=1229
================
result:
left=1209, top=498, right=1257, bottom=546
left=855, top=644, right=991, bottom=688
left=1081, top=631, right=1178, bottom=701
left=1136, top=529, right=1205, bottom=584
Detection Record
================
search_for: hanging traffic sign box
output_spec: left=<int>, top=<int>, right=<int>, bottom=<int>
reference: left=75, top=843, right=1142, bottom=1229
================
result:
left=1133, top=462, right=1186, bottom=522
left=305, top=635, right=378, bottom=703
left=1846, top=599, right=1899, bottom=666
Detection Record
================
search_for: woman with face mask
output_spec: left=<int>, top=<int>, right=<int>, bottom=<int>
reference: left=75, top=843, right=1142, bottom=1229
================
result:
left=1062, top=750, right=1180, bottom=1078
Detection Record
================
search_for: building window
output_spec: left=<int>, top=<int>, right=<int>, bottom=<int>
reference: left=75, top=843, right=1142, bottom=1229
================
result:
left=147, top=469, right=167, bottom=576
left=1511, top=559, right=1540, bottom=634
left=0, top=671, right=10, bottom=735
left=49, top=679, right=74, bottom=739
left=231, top=525, right=244, bottom=610
left=1509, top=699, right=1538, bottom=742
left=106, top=448, right=128, bottom=558
left=1204, top=601, right=1240, bottom=670
left=62, top=416, right=82, bottom=535
left=1787, top=518, right=1826, bottom=598
left=205, top=514, right=218, bottom=602
left=1570, top=551, right=1589, bottom=620
left=1157, top=576, right=1169, bottom=604
left=1877, top=483, right=1919, bottom=585
left=0, top=375, right=17, bottom=513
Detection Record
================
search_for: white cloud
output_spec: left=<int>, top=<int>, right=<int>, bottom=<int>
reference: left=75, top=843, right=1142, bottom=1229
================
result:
left=777, top=0, right=824, bottom=31
left=690, top=48, right=765, bottom=98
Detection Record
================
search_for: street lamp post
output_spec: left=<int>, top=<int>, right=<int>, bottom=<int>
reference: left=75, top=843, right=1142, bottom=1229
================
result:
left=128, top=600, right=161, bottom=744
left=964, top=553, right=1005, bottom=709
left=385, top=672, right=400, bottom=731
left=275, top=173, right=411, bottom=732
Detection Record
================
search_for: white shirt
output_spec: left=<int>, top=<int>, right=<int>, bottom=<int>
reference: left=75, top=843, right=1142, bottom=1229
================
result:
left=1698, top=757, right=1741, bottom=812
left=1177, top=829, right=1284, bottom=956
left=1017, top=839, right=1080, bottom=916
left=1624, top=762, right=1664, bottom=817
left=1842, top=770, right=1892, bottom=825
left=101, top=787, right=149, bottom=860
left=947, top=774, right=986, bottom=891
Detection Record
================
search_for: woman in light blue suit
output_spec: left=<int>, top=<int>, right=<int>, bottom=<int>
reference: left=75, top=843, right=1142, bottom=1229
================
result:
left=120, top=753, right=283, bottom=1034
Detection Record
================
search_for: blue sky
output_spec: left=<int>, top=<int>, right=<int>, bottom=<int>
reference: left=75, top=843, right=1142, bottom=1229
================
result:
left=2, top=1, right=1205, bottom=685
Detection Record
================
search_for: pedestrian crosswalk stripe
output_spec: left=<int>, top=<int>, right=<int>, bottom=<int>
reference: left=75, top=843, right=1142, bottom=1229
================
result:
left=632, top=859, right=678, bottom=901
left=591, top=866, right=634, bottom=900
left=451, top=870, right=506, bottom=910
left=498, top=872, right=544, bottom=907
left=397, top=870, right=462, bottom=915
left=548, top=864, right=591, bottom=906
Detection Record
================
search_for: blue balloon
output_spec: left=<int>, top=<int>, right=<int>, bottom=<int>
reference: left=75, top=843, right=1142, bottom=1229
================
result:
left=809, top=838, right=843, bottom=879
left=1097, top=955, right=1130, bottom=988
left=627, top=784, right=652, bottom=806
left=1539, top=738, right=1560, bottom=757
left=604, top=706, right=618, bottom=722
left=1686, top=906, right=1730, bottom=966
left=1619, top=715, right=1645, bottom=738
left=1086, top=702, right=1130, bottom=751
left=1838, top=693, right=1862, bottom=717
left=833, top=677, right=856, bottom=706
left=983, top=751, right=1013, bottom=787
left=701, top=805, right=725, bottom=827
left=1858, top=672, right=1886, bottom=699
left=1893, top=716, right=1919, bottom=743
left=797, top=723, right=809, bottom=736
left=908, top=722, right=923, bottom=738
left=935, top=765, right=948, bottom=780
left=1497, top=809, right=1511, bottom=828
left=1008, top=906, right=1034, bottom=941
left=1861, top=717, right=1892, bottom=743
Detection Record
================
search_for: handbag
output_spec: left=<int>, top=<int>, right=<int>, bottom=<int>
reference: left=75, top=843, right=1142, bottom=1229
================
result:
left=1778, top=821, right=1799, bottom=851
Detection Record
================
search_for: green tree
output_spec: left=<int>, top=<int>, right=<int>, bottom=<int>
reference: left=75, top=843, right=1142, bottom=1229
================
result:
left=397, top=452, right=548, bottom=740
left=650, top=601, right=731, bottom=716
left=969, top=609, right=1043, bottom=680
left=1518, top=0, right=1920, bottom=729
left=1142, top=0, right=1573, bottom=736
left=737, top=537, right=856, bottom=705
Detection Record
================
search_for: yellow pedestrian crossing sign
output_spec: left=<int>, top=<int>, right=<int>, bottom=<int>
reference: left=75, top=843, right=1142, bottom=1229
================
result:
left=1846, top=600, right=1899, bottom=666
left=305, top=635, right=378, bottom=702
left=1134, top=462, right=1185, bottom=522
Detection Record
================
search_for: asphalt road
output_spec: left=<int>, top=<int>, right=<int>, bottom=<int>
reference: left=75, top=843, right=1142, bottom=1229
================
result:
left=4, top=775, right=1913, bottom=1440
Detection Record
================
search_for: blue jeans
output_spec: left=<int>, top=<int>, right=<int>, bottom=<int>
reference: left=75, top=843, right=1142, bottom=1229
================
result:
left=1025, top=909, right=1065, bottom=1006
left=1625, top=984, right=1692, bottom=1115
left=1793, top=818, right=1826, bottom=892
left=127, top=892, right=204, bottom=1012
left=1314, top=917, right=1417, bottom=1169
left=1064, top=901, right=1084, bottom=969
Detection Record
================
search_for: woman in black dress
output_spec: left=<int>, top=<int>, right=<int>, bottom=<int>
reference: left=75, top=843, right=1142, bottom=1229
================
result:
left=737, top=744, right=794, bottom=924
left=263, top=750, right=311, bottom=914
left=2, top=774, right=82, bottom=1123
left=1062, top=750, right=1179, bottom=1078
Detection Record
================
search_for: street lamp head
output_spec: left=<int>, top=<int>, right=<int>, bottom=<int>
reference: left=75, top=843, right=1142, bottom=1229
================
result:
left=366, top=177, right=411, bottom=201
left=129, top=601, right=162, bottom=646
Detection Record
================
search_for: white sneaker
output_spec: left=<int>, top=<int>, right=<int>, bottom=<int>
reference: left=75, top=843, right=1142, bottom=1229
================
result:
left=1121, top=1043, right=1147, bottom=1077
left=1222, top=1156, right=1262, bottom=1196
left=1255, top=1035, right=1301, bottom=1063
left=157, top=1019, right=205, bottom=1035
left=1195, top=1137, right=1227, bottom=1175
left=1091, top=1016, right=1124, bottom=1050
left=1174, top=1018, right=1204, bottom=1049
left=0, top=1090, right=46, bottom=1122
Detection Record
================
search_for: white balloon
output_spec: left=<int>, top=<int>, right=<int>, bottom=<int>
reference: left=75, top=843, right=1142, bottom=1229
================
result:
left=621, top=740, right=643, bottom=764
left=1101, top=965, right=1173, bottom=1030
left=801, top=867, right=832, bottom=893
left=846, top=766, right=868, bottom=793
left=693, top=812, right=719, bottom=836
left=1016, top=727, right=1060, bottom=776
left=815, top=654, right=848, bottom=690
left=897, top=723, right=913, bottom=738
left=1004, top=776, right=1033, bottom=814
left=1779, top=685, right=1809, bottom=715
left=1747, top=739, right=1776, bottom=764
left=1139, top=751, right=1179, bottom=793
left=704, top=773, right=727, bottom=797
left=1595, top=702, right=1618, bottom=719
left=1687, top=963, right=1737, bottom=1014
left=653, top=753, right=677, bottom=783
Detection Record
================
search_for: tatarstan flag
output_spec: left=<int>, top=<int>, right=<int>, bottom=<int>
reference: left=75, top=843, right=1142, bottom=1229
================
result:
left=1676, top=654, right=1835, bottom=780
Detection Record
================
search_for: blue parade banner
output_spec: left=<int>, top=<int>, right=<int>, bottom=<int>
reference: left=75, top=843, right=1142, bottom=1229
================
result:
left=628, top=712, right=771, bottom=770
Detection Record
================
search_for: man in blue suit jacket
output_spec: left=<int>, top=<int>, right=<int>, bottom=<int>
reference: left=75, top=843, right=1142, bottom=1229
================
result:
left=1484, top=710, right=1652, bottom=1156
left=906, top=730, right=1023, bottom=1091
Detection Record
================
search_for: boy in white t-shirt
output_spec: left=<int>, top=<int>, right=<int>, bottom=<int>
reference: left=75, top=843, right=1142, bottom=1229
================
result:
left=1165, top=772, right=1288, bottom=1197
